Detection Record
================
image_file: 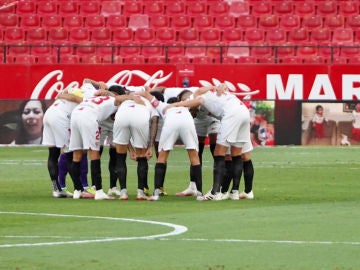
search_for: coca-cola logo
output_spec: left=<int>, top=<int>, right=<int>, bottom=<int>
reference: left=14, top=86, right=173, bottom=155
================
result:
left=31, top=70, right=173, bottom=99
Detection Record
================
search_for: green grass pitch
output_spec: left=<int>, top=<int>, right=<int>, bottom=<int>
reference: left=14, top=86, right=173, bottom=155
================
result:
left=0, top=146, right=359, bottom=270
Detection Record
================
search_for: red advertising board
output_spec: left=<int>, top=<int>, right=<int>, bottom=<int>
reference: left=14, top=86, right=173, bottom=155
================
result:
left=1, top=64, right=360, bottom=100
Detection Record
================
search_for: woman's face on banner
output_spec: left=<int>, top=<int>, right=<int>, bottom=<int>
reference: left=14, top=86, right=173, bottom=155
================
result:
left=21, top=100, right=44, bottom=138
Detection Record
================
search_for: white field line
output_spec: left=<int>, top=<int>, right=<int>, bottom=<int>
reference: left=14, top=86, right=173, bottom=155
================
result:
left=0, top=211, right=187, bottom=248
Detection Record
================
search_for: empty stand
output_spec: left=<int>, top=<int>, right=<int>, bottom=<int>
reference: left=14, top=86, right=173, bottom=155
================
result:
left=185, top=41, right=206, bottom=59
left=302, top=15, right=323, bottom=30
left=122, top=2, right=143, bottom=16
left=37, top=2, right=58, bottom=15
left=59, top=54, right=80, bottom=64
left=251, top=2, right=272, bottom=16
left=37, top=55, right=57, bottom=64
left=118, top=42, right=141, bottom=57
left=244, top=28, right=265, bottom=43
left=113, top=28, right=133, bottom=43
left=324, top=15, right=345, bottom=29
left=288, top=28, right=309, bottom=43
left=258, top=14, right=279, bottom=29
left=208, top=2, right=229, bottom=17
left=346, top=15, right=360, bottom=30
left=332, top=28, right=354, bottom=45
left=79, top=1, right=101, bottom=16
left=156, top=27, right=176, bottom=43
left=311, top=28, right=331, bottom=43
left=237, top=14, right=258, bottom=29
left=69, top=28, right=90, bottom=44
left=134, top=28, right=155, bottom=43
left=227, top=41, right=250, bottom=59
left=141, top=42, right=163, bottom=59
left=279, top=14, right=301, bottom=31
left=123, top=55, right=146, bottom=64
left=85, top=15, right=105, bottom=28
left=338, top=1, right=359, bottom=16
left=107, top=15, right=127, bottom=30
left=42, top=15, right=62, bottom=29
left=17, top=1, right=36, bottom=15
left=172, top=15, right=192, bottom=31
left=91, top=28, right=112, bottom=43
left=144, top=1, right=164, bottom=15
left=0, top=13, right=18, bottom=28
left=63, top=15, right=84, bottom=29
left=214, top=15, right=235, bottom=29
left=266, top=29, right=287, bottom=44
left=193, top=15, right=214, bottom=30
left=192, top=56, right=214, bottom=64
left=228, top=1, right=250, bottom=17
left=273, top=1, right=293, bottom=15
left=26, top=28, right=47, bottom=43
left=294, top=2, right=315, bottom=16
left=187, top=1, right=207, bottom=17
left=165, top=2, right=186, bottom=16
left=128, top=14, right=149, bottom=31
left=200, top=28, right=221, bottom=43
left=150, top=15, right=170, bottom=28
left=317, top=1, right=337, bottom=16
left=178, top=28, right=199, bottom=42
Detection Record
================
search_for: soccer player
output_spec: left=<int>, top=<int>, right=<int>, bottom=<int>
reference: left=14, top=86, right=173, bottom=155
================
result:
left=167, top=84, right=251, bottom=200
left=42, top=86, right=91, bottom=198
left=137, top=91, right=202, bottom=201
left=112, top=90, right=159, bottom=200
left=68, top=86, right=138, bottom=200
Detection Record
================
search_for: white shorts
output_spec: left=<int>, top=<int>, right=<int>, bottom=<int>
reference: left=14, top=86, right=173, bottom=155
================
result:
left=42, top=106, right=71, bottom=149
left=113, top=104, right=150, bottom=149
left=217, top=104, right=251, bottom=148
left=194, top=115, right=220, bottom=137
left=158, top=113, right=198, bottom=152
left=226, top=140, right=253, bottom=155
left=69, top=109, right=101, bottom=151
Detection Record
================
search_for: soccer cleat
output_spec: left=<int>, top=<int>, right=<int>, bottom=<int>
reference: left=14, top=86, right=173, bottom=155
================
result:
left=220, top=192, right=230, bottom=200
left=136, top=189, right=148, bottom=200
left=195, top=191, right=203, bottom=201
left=239, top=190, right=254, bottom=200
left=61, top=187, right=73, bottom=198
left=52, top=190, right=68, bottom=198
left=229, top=190, right=240, bottom=200
left=95, top=189, right=115, bottom=200
left=107, top=187, right=121, bottom=196
left=147, top=189, right=160, bottom=201
left=159, top=187, right=168, bottom=196
left=119, top=189, right=129, bottom=200
left=175, top=183, right=197, bottom=197
left=81, top=191, right=95, bottom=199
left=73, top=190, right=82, bottom=199
left=84, top=186, right=96, bottom=195
left=198, top=190, right=222, bottom=201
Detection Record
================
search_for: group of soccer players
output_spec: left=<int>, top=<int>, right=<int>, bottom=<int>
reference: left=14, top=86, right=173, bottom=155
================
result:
left=42, top=78, right=255, bottom=201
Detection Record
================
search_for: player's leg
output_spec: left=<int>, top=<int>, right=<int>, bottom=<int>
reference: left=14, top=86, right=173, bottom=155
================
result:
left=187, top=149, right=202, bottom=198
left=239, top=151, right=255, bottom=199
left=47, top=146, right=66, bottom=198
left=115, top=144, right=129, bottom=200
left=228, top=145, right=243, bottom=200
left=148, top=150, right=170, bottom=201
left=135, top=148, right=149, bottom=200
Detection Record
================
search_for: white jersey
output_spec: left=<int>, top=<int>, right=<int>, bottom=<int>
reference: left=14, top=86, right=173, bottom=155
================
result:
left=352, top=110, right=360, bottom=128
left=76, top=96, right=118, bottom=122
left=312, top=113, right=326, bottom=124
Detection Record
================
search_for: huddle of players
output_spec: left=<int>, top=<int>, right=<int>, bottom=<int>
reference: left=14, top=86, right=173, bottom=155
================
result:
left=42, top=78, right=254, bottom=201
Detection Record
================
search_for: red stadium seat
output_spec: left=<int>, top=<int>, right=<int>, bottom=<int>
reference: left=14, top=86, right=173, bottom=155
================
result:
left=296, top=43, right=318, bottom=58
left=37, top=55, right=57, bottom=64
left=58, top=2, right=78, bottom=16
left=214, top=15, right=235, bottom=29
left=150, top=15, right=170, bottom=28
left=168, top=55, right=190, bottom=64
left=302, top=15, right=323, bottom=30
left=165, top=2, right=186, bottom=15
left=266, top=29, right=287, bottom=44
left=42, top=15, right=62, bottom=29
left=216, top=56, right=236, bottom=64
left=317, top=1, right=337, bottom=16
left=31, top=44, right=53, bottom=57
left=101, top=1, right=122, bottom=17
left=156, top=27, right=176, bottom=43
left=164, top=41, right=185, bottom=57
left=288, top=28, right=309, bottom=43
left=294, top=2, right=315, bottom=16
left=185, top=41, right=206, bottom=59
left=91, top=28, right=111, bottom=43
left=275, top=42, right=296, bottom=58
left=26, top=28, right=47, bottom=43
left=128, top=14, right=149, bottom=31
left=279, top=56, right=303, bottom=64
left=134, top=28, right=155, bottom=43
left=118, top=42, right=141, bottom=57
left=4, top=27, right=25, bottom=42
left=222, top=28, right=243, bottom=43
left=251, top=2, right=272, bottom=16
left=258, top=14, right=279, bottom=29
left=79, top=2, right=100, bottom=16
left=273, top=1, right=293, bottom=15
left=12, top=55, right=36, bottom=64
left=346, top=15, right=360, bottom=30
left=0, top=13, right=18, bottom=28
left=112, top=28, right=133, bottom=43
left=141, top=42, right=163, bottom=59
left=19, top=14, right=40, bottom=29
left=123, top=55, right=146, bottom=64
left=192, top=56, right=214, bottom=64
left=187, top=1, right=207, bottom=17
left=48, top=28, right=69, bottom=44
left=144, top=1, right=164, bottom=15
left=76, top=42, right=96, bottom=57
left=17, top=1, right=36, bottom=15
left=208, top=2, right=229, bottom=16
left=69, top=28, right=90, bottom=44
left=59, top=54, right=80, bottom=64
left=178, top=28, right=199, bottom=42
left=63, top=15, right=84, bottom=29
left=237, top=56, right=257, bottom=64
left=107, top=15, right=127, bottom=30
left=279, top=14, right=300, bottom=31
left=147, top=56, right=166, bottom=64
left=332, top=28, right=354, bottom=45
left=324, top=15, right=345, bottom=30
left=80, top=55, right=102, bottom=64
left=237, top=15, right=257, bottom=29
left=123, top=2, right=142, bottom=16
left=85, top=15, right=105, bottom=28
left=37, top=2, right=58, bottom=15
left=227, top=41, right=250, bottom=59
left=244, top=29, right=265, bottom=44
left=338, top=1, right=359, bottom=16
left=193, top=15, right=213, bottom=30
left=171, top=15, right=192, bottom=31
left=311, top=28, right=331, bottom=43
left=228, top=1, right=250, bottom=17
left=200, top=28, right=221, bottom=43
